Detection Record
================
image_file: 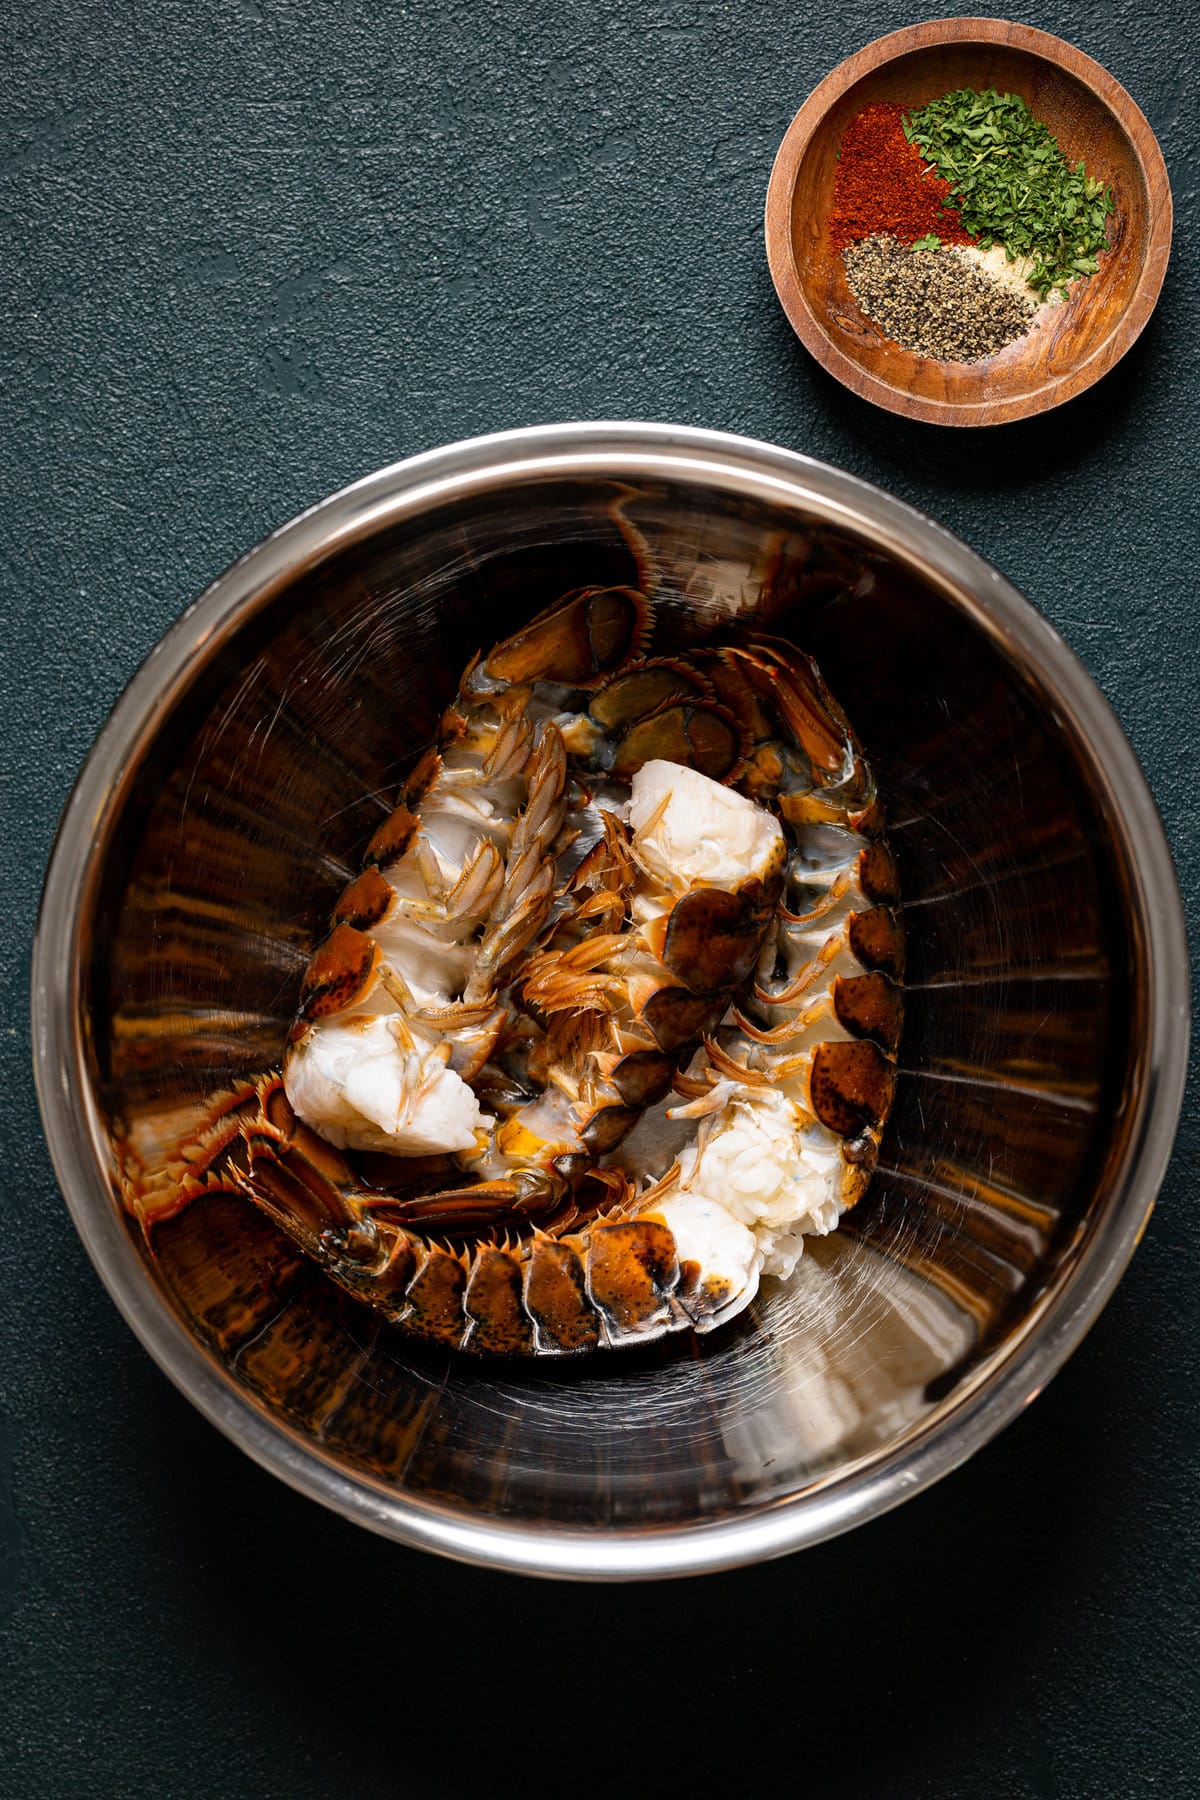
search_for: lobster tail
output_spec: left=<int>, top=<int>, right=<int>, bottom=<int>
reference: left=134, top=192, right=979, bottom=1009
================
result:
left=124, top=598, right=902, bottom=1357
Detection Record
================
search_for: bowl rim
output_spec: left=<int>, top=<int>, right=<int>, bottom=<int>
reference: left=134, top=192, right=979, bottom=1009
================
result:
left=764, top=17, right=1174, bottom=427
left=31, top=421, right=1190, bottom=1580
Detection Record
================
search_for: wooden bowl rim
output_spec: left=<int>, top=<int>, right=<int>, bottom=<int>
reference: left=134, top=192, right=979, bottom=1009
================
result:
left=764, top=17, right=1173, bottom=427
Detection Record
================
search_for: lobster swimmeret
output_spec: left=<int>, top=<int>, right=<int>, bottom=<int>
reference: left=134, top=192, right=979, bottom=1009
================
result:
left=124, top=585, right=903, bottom=1355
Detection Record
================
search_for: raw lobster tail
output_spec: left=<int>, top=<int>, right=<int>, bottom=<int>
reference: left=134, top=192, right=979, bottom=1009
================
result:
left=128, top=1075, right=748, bottom=1353
left=124, top=583, right=903, bottom=1355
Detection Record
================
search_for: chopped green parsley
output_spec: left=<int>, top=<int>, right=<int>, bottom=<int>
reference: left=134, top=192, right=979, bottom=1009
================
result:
left=903, top=88, right=1114, bottom=301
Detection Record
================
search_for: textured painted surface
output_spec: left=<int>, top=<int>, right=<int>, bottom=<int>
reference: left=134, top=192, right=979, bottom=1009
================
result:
left=1, top=2, right=1197, bottom=1795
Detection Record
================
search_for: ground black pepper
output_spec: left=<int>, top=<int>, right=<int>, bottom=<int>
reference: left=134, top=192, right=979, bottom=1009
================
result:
left=842, top=232, right=1036, bottom=362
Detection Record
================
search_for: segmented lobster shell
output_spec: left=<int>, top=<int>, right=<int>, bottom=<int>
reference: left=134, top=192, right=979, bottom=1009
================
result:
left=122, top=582, right=903, bottom=1355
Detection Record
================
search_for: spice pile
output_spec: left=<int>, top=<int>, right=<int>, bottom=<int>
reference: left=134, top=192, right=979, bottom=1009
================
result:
left=843, top=235, right=1036, bottom=362
left=831, top=87, right=1115, bottom=362
left=829, top=102, right=973, bottom=253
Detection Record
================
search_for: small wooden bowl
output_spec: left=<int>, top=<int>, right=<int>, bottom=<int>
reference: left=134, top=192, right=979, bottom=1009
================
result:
left=765, top=19, right=1172, bottom=426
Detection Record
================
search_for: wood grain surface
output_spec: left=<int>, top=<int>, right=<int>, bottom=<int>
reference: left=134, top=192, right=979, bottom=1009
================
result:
left=765, top=18, right=1173, bottom=426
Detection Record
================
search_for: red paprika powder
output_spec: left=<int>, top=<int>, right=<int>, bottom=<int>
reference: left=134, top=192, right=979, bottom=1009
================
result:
left=828, top=102, right=972, bottom=250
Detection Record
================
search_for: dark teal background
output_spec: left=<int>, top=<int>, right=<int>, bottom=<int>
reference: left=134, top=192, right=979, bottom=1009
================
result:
left=2, top=5, right=1197, bottom=1796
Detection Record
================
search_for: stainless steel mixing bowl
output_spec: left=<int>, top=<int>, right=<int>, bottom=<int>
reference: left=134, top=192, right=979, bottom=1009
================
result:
left=32, top=424, right=1188, bottom=1579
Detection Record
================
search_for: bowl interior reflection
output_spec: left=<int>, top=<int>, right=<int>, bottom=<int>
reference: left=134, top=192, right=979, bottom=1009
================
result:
left=90, top=470, right=1132, bottom=1531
